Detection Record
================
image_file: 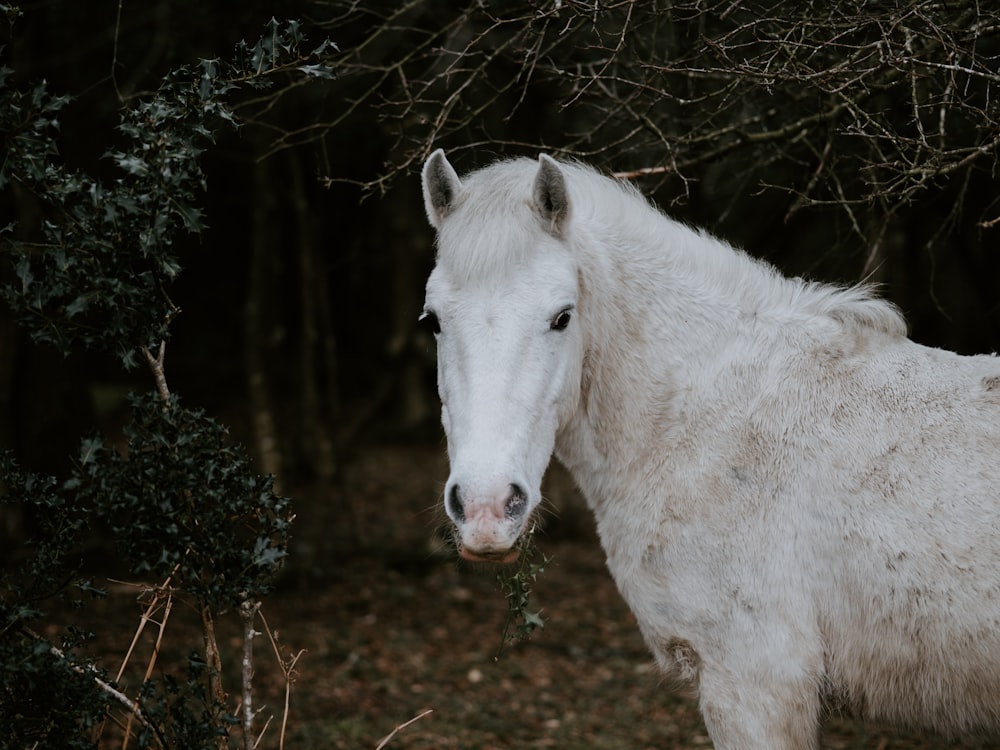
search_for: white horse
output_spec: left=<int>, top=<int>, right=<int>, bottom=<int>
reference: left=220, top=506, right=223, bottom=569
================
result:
left=420, top=149, right=1000, bottom=749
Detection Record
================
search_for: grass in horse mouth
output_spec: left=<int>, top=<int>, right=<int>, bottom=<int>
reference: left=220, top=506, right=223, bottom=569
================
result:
left=495, top=525, right=552, bottom=660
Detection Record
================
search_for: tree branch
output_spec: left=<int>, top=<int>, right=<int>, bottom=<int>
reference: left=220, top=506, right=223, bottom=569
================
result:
left=25, top=628, right=168, bottom=750
left=239, top=597, right=263, bottom=750
left=142, top=341, right=171, bottom=403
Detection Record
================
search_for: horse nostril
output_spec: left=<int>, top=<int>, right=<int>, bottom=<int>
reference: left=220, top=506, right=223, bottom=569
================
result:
left=506, top=484, right=527, bottom=518
left=446, top=484, right=465, bottom=522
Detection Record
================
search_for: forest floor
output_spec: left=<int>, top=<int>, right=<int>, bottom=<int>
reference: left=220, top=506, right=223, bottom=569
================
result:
left=81, top=443, right=999, bottom=749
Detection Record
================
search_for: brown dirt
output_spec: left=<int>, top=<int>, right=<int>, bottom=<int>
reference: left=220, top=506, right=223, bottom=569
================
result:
left=81, top=444, right=999, bottom=749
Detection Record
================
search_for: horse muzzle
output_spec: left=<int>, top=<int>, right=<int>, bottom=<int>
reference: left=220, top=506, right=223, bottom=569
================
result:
left=446, top=480, right=531, bottom=563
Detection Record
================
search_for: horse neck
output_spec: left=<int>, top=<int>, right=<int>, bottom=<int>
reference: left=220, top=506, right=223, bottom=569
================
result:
left=555, top=208, right=768, bottom=500
left=580, top=205, right=760, bottom=380
left=553, top=182, right=906, bottom=541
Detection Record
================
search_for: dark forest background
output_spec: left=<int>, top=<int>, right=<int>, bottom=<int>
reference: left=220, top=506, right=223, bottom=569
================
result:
left=1, top=2, right=998, bottom=747
left=2, top=0, right=998, bottom=492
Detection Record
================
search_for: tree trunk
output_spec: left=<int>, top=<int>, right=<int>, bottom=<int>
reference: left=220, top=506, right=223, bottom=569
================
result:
left=289, top=152, right=337, bottom=483
left=244, top=143, right=283, bottom=485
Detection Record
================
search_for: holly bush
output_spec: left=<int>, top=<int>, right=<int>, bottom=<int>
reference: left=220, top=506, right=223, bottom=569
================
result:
left=0, top=13, right=333, bottom=749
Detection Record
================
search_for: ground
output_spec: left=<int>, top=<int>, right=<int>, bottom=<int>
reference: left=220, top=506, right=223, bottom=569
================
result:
left=81, top=444, right=999, bottom=749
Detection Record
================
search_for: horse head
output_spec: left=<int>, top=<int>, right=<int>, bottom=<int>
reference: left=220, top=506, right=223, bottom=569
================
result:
left=421, top=150, right=584, bottom=562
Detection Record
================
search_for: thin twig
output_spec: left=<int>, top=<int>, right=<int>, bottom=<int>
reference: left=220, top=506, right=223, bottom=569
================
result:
left=612, top=164, right=674, bottom=179
left=374, top=709, right=434, bottom=750
left=259, top=609, right=306, bottom=750
left=25, top=629, right=168, bottom=750
left=111, top=0, right=124, bottom=103
left=115, top=570, right=179, bottom=684
left=89, top=570, right=179, bottom=746
left=122, top=588, right=175, bottom=750
left=252, top=715, right=274, bottom=750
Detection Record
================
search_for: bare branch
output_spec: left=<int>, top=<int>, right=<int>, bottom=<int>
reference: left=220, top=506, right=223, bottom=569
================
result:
left=259, top=609, right=306, bottom=750
left=314, top=0, right=999, bottom=244
left=142, top=341, right=170, bottom=403
left=24, top=628, right=168, bottom=750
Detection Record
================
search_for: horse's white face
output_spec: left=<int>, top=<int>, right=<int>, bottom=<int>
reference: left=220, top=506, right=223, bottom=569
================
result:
left=421, top=151, right=583, bottom=562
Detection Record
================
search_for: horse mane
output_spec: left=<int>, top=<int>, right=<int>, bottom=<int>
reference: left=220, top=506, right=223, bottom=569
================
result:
left=445, top=157, right=908, bottom=338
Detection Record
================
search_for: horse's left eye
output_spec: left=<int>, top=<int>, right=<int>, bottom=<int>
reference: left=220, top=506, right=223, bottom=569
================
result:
left=550, top=308, right=572, bottom=331
left=419, top=310, right=441, bottom=335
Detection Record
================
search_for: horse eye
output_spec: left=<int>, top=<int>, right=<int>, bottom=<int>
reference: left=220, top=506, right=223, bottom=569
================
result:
left=419, top=310, right=441, bottom=335
left=550, top=308, right=572, bottom=331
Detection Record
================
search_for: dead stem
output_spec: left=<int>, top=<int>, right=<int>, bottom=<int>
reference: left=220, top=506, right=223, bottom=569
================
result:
left=259, top=609, right=306, bottom=750
left=121, top=586, right=174, bottom=750
left=375, top=709, right=434, bottom=750
left=142, top=341, right=171, bottom=403
left=199, top=602, right=228, bottom=750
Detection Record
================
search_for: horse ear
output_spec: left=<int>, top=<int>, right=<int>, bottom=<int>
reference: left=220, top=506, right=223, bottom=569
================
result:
left=534, top=154, right=571, bottom=237
left=422, top=149, right=462, bottom=229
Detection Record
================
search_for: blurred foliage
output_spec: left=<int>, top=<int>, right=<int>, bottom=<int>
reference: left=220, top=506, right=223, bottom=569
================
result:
left=70, top=392, right=292, bottom=609
left=0, top=451, right=117, bottom=749
left=0, top=17, right=335, bottom=369
left=0, top=632, right=111, bottom=750
left=2, top=425, right=289, bottom=747
left=133, top=651, right=231, bottom=750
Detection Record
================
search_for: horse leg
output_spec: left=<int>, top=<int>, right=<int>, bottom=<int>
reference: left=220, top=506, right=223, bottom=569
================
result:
left=696, top=663, right=822, bottom=750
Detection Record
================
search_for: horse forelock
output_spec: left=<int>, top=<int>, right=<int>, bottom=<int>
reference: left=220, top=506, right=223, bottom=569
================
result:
left=434, top=157, right=645, bottom=288
left=431, top=159, right=543, bottom=285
